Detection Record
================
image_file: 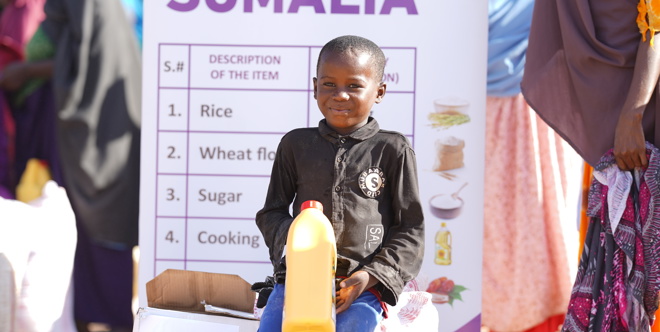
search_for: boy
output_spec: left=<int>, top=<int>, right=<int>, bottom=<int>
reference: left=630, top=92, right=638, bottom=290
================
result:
left=256, top=35, right=424, bottom=331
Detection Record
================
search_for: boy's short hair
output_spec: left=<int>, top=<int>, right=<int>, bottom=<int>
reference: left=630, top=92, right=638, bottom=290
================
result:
left=316, top=35, right=386, bottom=82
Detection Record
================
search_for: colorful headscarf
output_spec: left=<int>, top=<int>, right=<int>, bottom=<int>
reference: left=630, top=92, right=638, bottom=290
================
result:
left=638, top=0, right=660, bottom=45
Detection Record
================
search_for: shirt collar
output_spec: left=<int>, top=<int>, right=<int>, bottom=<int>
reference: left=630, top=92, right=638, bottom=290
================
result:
left=318, top=117, right=380, bottom=143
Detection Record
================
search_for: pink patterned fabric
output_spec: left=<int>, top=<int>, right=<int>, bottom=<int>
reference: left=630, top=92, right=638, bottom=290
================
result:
left=379, top=289, right=438, bottom=331
left=482, top=95, right=583, bottom=331
left=562, top=144, right=660, bottom=331
left=394, top=292, right=428, bottom=324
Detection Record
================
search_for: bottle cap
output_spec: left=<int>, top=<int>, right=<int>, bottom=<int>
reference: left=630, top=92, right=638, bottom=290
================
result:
left=301, top=200, right=323, bottom=211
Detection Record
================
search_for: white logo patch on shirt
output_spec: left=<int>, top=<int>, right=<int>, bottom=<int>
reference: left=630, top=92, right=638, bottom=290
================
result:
left=358, top=167, right=385, bottom=198
left=365, top=224, right=384, bottom=250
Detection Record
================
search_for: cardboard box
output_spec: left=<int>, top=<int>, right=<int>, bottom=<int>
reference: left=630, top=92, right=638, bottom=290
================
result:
left=146, top=269, right=256, bottom=316
left=133, top=307, right=259, bottom=332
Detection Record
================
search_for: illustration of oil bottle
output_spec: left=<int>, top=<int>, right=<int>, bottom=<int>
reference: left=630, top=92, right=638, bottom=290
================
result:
left=435, top=222, right=452, bottom=265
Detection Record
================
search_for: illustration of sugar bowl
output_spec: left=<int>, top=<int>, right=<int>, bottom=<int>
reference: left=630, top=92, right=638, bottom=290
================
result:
left=429, top=183, right=467, bottom=219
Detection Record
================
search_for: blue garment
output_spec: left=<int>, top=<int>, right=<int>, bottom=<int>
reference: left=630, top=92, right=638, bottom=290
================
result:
left=487, top=0, right=534, bottom=96
left=120, top=0, right=143, bottom=48
left=259, top=284, right=384, bottom=332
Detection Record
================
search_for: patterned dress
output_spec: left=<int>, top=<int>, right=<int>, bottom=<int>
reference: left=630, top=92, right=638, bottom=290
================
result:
left=563, top=143, right=660, bottom=331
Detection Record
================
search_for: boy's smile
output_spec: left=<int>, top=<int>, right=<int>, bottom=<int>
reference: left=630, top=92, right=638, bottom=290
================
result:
left=313, top=50, right=386, bottom=135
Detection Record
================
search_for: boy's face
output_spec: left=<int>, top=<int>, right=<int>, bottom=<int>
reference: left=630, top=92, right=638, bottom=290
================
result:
left=313, top=50, right=386, bottom=135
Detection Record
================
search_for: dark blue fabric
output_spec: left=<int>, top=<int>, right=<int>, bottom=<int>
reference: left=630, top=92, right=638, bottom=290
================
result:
left=487, top=0, right=534, bottom=96
left=73, top=222, right=134, bottom=327
left=258, top=284, right=383, bottom=332
left=10, top=82, right=64, bottom=189
left=0, top=95, right=12, bottom=198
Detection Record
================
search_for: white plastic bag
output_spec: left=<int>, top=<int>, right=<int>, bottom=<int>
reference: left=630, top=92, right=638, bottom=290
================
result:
left=0, top=181, right=77, bottom=332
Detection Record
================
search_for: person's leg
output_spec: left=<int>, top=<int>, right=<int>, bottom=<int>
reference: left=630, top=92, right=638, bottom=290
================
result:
left=336, top=291, right=384, bottom=332
left=73, top=224, right=134, bottom=331
left=258, top=283, right=284, bottom=332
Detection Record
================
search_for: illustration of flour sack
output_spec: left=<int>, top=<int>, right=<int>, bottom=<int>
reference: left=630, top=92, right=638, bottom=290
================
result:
left=433, top=136, right=465, bottom=171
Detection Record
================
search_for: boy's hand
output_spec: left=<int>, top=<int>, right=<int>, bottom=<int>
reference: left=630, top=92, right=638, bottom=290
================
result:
left=335, top=271, right=378, bottom=314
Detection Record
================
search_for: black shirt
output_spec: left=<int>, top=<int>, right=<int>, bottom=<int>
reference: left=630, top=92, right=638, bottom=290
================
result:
left=256, top=117, right=425, bottom=305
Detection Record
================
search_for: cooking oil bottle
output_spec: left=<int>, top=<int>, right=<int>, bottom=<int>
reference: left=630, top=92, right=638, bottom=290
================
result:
left=434, top=222, right=452, bottom=265
left=283, top=200, right=337, bottom=332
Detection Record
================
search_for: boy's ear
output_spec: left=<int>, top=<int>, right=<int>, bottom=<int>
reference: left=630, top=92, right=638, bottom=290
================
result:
left=375, top=82, right=386, bottom=103
left=312, top=77, right=318, bottom=99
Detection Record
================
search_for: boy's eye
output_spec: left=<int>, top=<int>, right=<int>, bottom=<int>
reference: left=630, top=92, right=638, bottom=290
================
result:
left=349, top=84, right=361, bottom=89
left=323, top=82, right=335, bottom=87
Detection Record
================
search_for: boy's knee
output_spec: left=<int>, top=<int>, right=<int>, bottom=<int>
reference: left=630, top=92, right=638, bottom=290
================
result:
left=258, top=284, right=285, bottom=332
left=336, top=302, right=381, bottom=332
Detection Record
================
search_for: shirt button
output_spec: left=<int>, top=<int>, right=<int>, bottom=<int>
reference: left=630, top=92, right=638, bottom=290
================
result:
left=335, top=186, right=340, bottom=192
left=336, top=157, right=342, bottom=163
left=340, top=138, right=346, bottom=144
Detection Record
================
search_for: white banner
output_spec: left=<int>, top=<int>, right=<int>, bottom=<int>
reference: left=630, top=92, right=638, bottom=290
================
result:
left=139, top=1, right=487, bottom=330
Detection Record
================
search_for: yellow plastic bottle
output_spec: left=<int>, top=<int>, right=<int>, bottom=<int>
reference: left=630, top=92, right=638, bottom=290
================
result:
left=283, top=200, right=337, bottom=332
left=434, top=222, right=452, bottom=265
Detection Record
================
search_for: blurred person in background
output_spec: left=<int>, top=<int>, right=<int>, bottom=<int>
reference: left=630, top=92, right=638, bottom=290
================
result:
left=522, top=0, right=660, bottom=328
left=0, top=0, right=141, bottom=331
left=0, top=0, right=46, bottom=198
left=482, top=0, right=583, bottom=330
left=120, top=0, right=142, bottom=49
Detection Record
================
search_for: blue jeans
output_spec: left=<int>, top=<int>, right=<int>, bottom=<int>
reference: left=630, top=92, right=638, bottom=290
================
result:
left=258, top=284, right=383, bottom=332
